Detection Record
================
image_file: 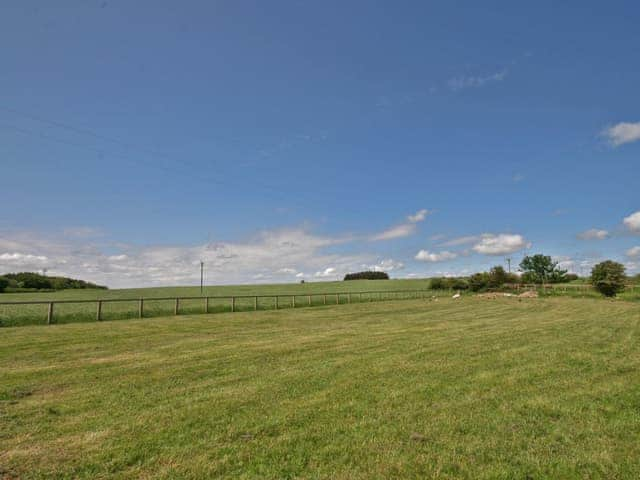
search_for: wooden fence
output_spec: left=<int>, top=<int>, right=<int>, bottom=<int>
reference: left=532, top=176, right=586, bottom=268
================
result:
left=0, top=289, right=435, bottom=326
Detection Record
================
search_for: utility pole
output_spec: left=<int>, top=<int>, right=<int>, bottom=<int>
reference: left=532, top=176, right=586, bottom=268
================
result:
left=200, top=260, right=204, bottom=294
left=506, top=257, right=512, bottom=273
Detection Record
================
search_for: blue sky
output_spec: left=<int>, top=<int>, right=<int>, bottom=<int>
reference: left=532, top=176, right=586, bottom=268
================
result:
left=1, top=1, right=639, bottom=287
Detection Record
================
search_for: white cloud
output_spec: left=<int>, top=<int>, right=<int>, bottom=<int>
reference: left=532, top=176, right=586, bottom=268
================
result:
left=577, top=229, right=609, bottom=240
left=314, top=267, right=337, bottom=278
left=513, top=173, right=525, bottom=183
left=0, top=227, right=374, bottom=288
left=276, top=267, right=298, bottom=275
left=366, top=259, right=405, bottom=272
left=472, top=234, right=530, bottom=256
left=371, top=223, right=417, bottom=241
left=407, top=209, right=430, bottom=223
left=371, top=209, right=430, bottom=241
left=623, top=211, right=640, bottom=232
left=0, top=252, right=48, bottom=263
left=627, top=246, right=640, bottom=258
left=439, top=235, right=479, bottom=247
left=415, top=250, right=458, bottom=262
left=448, top=69, right=508, bottom=91
left=63, top=227, right=103, bottom=238
left=602, top=122, right=640, bottom=147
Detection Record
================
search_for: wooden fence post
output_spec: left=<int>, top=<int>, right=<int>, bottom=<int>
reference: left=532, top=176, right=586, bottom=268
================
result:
left=292, top=296, right=296, bottom=308
left=231, top=297, right=235, bottom=312
left=47, top=302, right=54, bottom=325
left=323, top=294, right=326, bottom=305
left=308, top=295, right=311, bottom=306
left=138, top=298, right=144, bottom=319
left=96, top=300, right=102, bottom=321
left=205, top=297, right=209, bottom=314
left=275, top=296, right=279, bottom=309
left=175, top=298, right=179, bottom=315
left=348, top=293, right=351, bottom=304
left=254, top=296, right=258, bottom=311
left=336, top=294, right=339, bottom=304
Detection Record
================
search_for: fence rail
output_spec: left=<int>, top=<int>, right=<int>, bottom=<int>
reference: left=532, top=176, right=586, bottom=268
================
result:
left=0, top=289, right=435, bottom=326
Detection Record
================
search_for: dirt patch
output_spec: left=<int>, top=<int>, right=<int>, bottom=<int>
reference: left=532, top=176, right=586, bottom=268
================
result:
left=518, top=290, right=539, bottom=298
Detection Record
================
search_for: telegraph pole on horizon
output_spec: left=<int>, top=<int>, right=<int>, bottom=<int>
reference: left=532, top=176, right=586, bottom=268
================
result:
left=200, top=260, right=204, bottom=294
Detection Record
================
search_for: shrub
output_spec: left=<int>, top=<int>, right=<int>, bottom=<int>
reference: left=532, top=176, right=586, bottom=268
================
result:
left=591, top=261, right=626, bottom=297
left=468, top=273, right=490, bottom=292
left=343, top=271, right=389, bottom=281
left=429, top=277, right=447, bottom=289
left=449, top=278, right=469, bottom=290
left=0, top=276, right=8, bottom=293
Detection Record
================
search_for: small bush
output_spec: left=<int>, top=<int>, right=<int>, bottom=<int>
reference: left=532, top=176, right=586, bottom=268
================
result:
left=429, top=277, right=447, bottom=290
left=469, top=273, right=490, bottom=292
left=449, top=278, right=469, bottom=290
left=591, top=261, right=626, bottom=297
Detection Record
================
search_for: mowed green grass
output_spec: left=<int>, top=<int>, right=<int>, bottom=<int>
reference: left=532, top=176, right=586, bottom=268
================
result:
left=2, top=297, right=640, bottom=479
left=0, top=279, right=433, bottom=327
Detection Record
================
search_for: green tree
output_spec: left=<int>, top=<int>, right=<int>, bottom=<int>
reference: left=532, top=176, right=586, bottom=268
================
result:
left=591, top=261, right=626, bottom=297
left=519, top=254, right=567, bottom=284
left=468, top=272, right=490, bottom=292
left=488, top=266, right=508, bottom=288
left=0, top=276, right=8, bottom=293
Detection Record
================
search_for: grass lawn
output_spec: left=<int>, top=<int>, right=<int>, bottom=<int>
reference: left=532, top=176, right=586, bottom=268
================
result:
left=1, top=297, right=640, bottom=479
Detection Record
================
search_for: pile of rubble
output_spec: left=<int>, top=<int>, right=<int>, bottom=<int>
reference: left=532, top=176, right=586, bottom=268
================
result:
left=476, top=291, right=539, bottom=299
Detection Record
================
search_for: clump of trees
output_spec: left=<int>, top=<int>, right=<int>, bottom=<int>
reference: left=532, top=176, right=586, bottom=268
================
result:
left=0, top=272, right=107, bottom=292
left=0, top=276, right=8, bottom=293
left=591, top=261, right=626, bottom=297
left=344, top=271, right=389, bottom=281
left=467, top=266, right=520, bottom=292
left=519, top=254, right=567, bottom=284
left=430, top=277, right=469, bottom=290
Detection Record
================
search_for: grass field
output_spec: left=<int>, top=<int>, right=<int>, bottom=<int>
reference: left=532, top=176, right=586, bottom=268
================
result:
left=2, top=296, right=640, bottom=479
left=2, top=278, right=639, bottom=328
left=0, top=279, right=434, bottom=327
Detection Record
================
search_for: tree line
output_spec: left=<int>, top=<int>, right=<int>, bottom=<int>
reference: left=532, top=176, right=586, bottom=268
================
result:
left=0, top=272, right=107, bottom=293
left=428, top=254, right=634, bottom=297
left=344, top=271, right=390, bottom=281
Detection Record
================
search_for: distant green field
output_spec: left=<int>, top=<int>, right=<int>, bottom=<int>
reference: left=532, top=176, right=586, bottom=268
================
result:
left=2, top=297, right=639, bottom=479
left=0, top=279, right=433, bottom=327
left=2, top=278, right=638, bottom=327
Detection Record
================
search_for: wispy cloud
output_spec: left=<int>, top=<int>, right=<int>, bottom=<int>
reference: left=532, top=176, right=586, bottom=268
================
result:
left=439, top=235, right=479, bottom=247
left=448, top=69, right=508, bottom=91
left=626, top=246, right=640, bottom=258
left=601, top=122, right=640, bottom=147
left=0, top=227, right=374, bottom=288
left=371, top=209, right=431, bottom=241
left=577, top=229, right=609, bottom=240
